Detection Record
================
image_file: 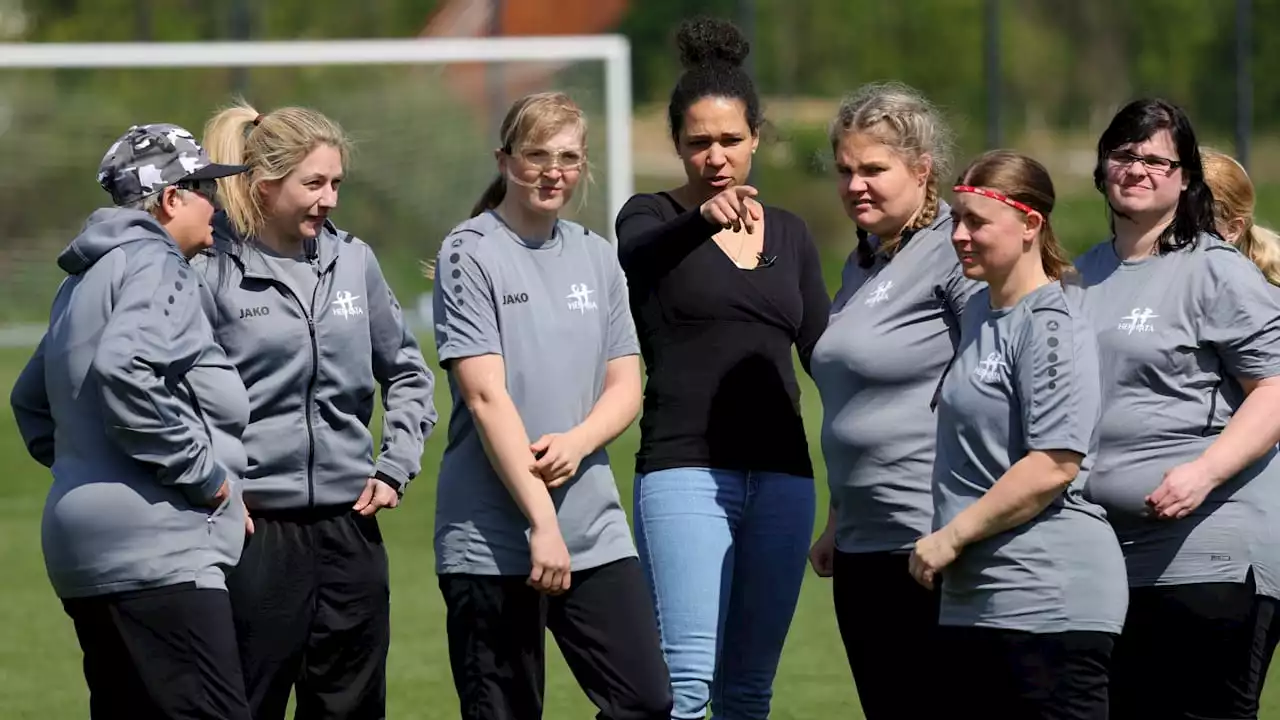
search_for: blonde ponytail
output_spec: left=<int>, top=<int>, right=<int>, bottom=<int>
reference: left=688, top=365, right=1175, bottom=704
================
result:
left=1240, top=224, right=1280, bottom=286
left=203, top=103, right=261, bottom=238
left=202, top=101, right=350, bottom=239
left=1202, top=149, right=1280, bottom=286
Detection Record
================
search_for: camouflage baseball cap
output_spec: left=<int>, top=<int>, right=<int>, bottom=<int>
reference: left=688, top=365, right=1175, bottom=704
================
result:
left=97, top=123, right=248, bottom=207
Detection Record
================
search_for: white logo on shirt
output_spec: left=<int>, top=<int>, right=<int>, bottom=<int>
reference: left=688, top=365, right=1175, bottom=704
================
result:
left=865, top=280, right=893, bottom=306
left=331, top=290, right=364, bottom=319
left=566, top=283, right=598, bottom=313
left=973, top=352, right=1009, bottom=383
left=1118, top=307, right=1158, bottom=334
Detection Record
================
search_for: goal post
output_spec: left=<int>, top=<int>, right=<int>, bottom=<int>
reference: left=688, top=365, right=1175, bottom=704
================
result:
left=0, top=35, right=634, bottom=237
left=0, top=36, right=633, bottom=334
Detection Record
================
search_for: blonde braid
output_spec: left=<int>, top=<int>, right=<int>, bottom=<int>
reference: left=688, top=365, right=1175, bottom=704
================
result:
left=911, top=181, right=940, bottom=232
left=876, top=181, right=938, bottom=261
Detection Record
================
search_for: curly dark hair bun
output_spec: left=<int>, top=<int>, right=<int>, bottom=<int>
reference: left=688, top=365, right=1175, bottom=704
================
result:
left=666, top=16, right=761, bottom=144
left=676, top=17, right=750, bottom=71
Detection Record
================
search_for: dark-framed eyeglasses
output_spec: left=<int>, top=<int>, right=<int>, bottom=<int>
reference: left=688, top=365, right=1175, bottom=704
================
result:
left=1106, top=149, right=1181, bottom=176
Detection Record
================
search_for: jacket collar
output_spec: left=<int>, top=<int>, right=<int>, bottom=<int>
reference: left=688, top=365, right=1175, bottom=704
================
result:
left=212, top=211, right=344, bottom=280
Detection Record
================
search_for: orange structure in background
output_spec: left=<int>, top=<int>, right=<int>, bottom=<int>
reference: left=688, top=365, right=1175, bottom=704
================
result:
left=421, top=0, right=629, bottom=123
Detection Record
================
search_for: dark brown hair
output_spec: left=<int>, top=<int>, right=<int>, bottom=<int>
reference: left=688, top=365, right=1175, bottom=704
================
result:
left=1093, top=98, right=1216, bottom=253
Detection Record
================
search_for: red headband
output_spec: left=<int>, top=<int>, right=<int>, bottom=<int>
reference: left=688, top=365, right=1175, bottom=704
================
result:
left=953, top=185, right=1038, bottom=216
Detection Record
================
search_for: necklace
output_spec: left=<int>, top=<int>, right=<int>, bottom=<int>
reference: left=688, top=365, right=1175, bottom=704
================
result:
left=715, top=231, right=751, bottom=268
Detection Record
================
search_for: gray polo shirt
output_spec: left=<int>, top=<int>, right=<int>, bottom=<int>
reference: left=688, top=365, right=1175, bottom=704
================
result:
left=432, top=212, right=639, bottom=576
left=1075, top=235, right=1280, bottom=597
left=934, top=281, right=1127, bottom=633
left=810, top=204, right=985, bottom=553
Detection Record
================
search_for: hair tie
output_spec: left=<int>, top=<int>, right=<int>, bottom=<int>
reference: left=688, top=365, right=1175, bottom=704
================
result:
left=253, top=114, right=264, bottom=126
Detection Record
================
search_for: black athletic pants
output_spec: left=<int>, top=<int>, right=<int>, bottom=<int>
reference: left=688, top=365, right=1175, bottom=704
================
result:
left=832, top=550, right=945, bottom=719
left=1110, top=572, right=1280, bottom=720
left=227, top=506, right=389, bottom=720
left=942, top=627, right=1115, bottom=719
left=62, top=582, right=251, bottom=719
left=439, top=557, right=673, bottom=720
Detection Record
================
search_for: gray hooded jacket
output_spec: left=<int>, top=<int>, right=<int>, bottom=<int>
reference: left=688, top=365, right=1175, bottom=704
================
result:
left=10, top=208, right=249, bottom=599
left=192, top=213, right=436, bottom=511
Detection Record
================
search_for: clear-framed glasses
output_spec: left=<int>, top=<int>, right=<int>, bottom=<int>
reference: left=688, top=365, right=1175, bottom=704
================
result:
left=1106, top=149, right=1181, bottom=176
left=511, top=146, right=587, bottom=172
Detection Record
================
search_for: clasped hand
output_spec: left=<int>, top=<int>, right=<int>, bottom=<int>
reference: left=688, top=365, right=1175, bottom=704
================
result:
left=530, top=431, right=589, bottom=488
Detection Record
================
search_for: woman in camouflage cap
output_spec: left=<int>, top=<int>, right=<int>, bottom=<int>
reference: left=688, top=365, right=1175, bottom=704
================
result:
left=11, top=122, right=254, bottom=718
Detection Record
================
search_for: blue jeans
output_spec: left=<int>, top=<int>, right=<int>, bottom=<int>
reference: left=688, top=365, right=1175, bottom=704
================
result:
left=634, top=468, right=816, bottom=720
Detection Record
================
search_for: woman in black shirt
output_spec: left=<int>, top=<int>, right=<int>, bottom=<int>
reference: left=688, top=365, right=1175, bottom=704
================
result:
left=615, top=17, right=829, bottom=719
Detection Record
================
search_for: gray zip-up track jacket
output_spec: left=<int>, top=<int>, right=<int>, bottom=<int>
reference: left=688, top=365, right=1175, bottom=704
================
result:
left=10, top=208, right=249, bottom=598
left=193, top=214, right=437, bottom=511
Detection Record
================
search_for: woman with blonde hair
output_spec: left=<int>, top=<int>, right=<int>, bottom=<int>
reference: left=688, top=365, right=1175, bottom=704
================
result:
left=432, top=91, right=671, bottom=719
left=807, top=81, right=981, bottom=718
left=1202, top=149, right=1280, bottom=699
left=1202, top=149, right=1280, bottom=286
left=196, top=103, right=438, bottom=719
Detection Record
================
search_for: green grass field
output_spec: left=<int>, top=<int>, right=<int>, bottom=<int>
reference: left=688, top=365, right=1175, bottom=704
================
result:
left=5, top=341, right=1280, bottom=720
left=0, top=342, right=858, bottom=719
left=8, top=187, right=1280, bottom=716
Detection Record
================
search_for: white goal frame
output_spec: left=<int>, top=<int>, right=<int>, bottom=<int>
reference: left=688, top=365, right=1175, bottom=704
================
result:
left=0, top=36, right=634, bottom=240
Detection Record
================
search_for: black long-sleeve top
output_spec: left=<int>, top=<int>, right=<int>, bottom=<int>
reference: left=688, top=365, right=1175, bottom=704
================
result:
left=615, top=191, right=830, bottom=479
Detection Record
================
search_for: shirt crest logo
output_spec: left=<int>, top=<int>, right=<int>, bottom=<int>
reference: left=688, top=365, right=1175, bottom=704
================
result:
left=566, top=283, right=598, bottom=314
left=331, top=290, right=364, bottom=319
left=865, top=280, right=893, bottom=306
left=973, top=352, right=1009, bottom=383
left=1118, top=307, right=1158, bottom=335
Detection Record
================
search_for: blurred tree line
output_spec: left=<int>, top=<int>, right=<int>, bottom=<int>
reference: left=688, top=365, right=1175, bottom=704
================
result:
left=4, top=0, right=1280, bottom=323
left=15, top=0, right=1280, bottom=139
left=622, top=0, right=1280, bottom=142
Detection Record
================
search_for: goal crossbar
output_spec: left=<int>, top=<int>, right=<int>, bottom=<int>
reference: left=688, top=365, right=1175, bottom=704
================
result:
left=0, top=36, right=634, bottom=239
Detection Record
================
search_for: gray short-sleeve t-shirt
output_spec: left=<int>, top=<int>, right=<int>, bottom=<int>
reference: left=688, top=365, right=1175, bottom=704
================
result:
left=933, top=282, right=1128, bottom=633
left=432, top=212, right=640, bottom=576
left=1075, top=235, right=1280, bottom=596
left=810, top=204, right=985, bottom=553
